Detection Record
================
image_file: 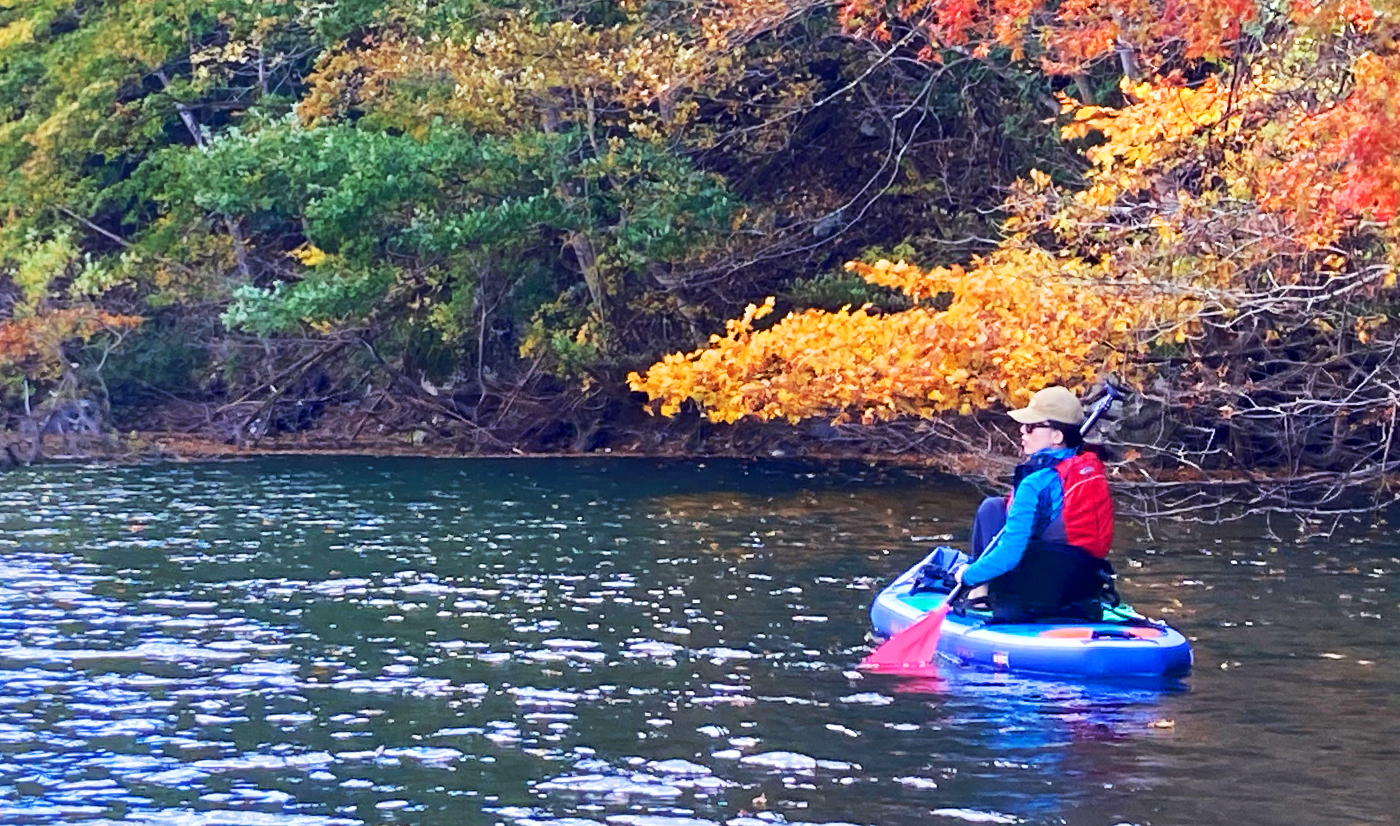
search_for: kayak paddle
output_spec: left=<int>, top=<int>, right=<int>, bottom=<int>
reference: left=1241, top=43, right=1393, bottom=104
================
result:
left=860, top=583, right=964, bottom=672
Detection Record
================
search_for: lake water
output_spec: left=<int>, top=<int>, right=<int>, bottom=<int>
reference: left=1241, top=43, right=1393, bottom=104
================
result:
left=0, top=457, right=1395, bottom=826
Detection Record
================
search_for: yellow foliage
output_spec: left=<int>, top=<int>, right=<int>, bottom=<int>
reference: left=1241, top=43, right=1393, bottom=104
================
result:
left=297, top=3, right=817, bottom=147
left=1061, top=76, right=1233, bottom=203
left=0, top=18, right=34, bottom=52
left=289, top=244, right=327, bottom=268
left=628, top=250, right=1183, bottom=423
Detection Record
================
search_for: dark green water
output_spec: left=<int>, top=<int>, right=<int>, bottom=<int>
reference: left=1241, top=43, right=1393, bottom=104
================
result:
left=0, top=457, right=1395, bottom=826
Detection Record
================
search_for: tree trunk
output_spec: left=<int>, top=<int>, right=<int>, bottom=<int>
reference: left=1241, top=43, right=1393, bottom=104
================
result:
left=567, top=231, right=608, bottom=322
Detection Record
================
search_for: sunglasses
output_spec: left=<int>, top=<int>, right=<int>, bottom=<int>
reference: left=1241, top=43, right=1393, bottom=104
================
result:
left=1019, top=422, right=1056, bottom=435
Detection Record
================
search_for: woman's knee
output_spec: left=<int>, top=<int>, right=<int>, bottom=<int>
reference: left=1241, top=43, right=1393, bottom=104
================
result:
left=977, top=496, right=1007, bottom=520
left=971, top=496, right=1008, bottom=558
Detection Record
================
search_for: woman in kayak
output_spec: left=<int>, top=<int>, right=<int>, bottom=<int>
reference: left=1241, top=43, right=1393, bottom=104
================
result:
left=953, top=386, right=1116, bottom=622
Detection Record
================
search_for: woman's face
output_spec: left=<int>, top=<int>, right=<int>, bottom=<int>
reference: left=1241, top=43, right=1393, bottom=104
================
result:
left=1019, top=421, right=1063, bottom=455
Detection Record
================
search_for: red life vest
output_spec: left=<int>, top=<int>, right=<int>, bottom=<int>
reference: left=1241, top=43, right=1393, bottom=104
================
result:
left=1054, top=451, right=1114, bottom=558
left=1004, top=449, right=1114, bottom=558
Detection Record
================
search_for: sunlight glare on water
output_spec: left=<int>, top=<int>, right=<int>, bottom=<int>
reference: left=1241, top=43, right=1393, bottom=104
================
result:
left=0, top=457, right=1395, bottom=826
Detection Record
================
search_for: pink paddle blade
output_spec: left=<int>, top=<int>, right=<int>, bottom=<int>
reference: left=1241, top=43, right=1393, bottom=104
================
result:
left=860, top=583, right=963, bottom=673
left=860, top=603, right=952, bottom=672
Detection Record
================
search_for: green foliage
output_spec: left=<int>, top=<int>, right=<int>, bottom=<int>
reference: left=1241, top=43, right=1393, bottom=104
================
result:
left=579, top=141, right=736, bottom=268
left=400, top=131, right=736, bottom=267
left=1, top=0, right=328, bottom=313
left=787, top=269, right=912, bottom=314
left=9, top=229, right=80, bottom=310
left=223, top=266, right=396, bottom=335
left=141, top=118, right=734, bottom=372
left=544, top=329, right=603, bottom=378
left=141, top=117, right=463, bottom=249
left=99, top=316, right=212, bottom=406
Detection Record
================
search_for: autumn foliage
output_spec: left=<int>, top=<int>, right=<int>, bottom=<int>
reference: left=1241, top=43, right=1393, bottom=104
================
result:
left=630, top=252, right=1172, bottom=424
left=297, top=3, right=821, bottom=148
left=1261, top=52, right=1400, bottom=236
left=633, top=0, right=1400, bottom=498
left=0, top=309, right=143, bottom=377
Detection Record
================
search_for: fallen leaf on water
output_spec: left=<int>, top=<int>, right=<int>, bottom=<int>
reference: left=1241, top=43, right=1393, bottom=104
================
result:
left=1150, top=719, right=1176, bottom=729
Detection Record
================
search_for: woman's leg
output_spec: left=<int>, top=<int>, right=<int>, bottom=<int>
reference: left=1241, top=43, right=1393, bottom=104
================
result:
left=964, top=496, right=1006, bottom=605
left=970, top=496, right=1007, bottom=560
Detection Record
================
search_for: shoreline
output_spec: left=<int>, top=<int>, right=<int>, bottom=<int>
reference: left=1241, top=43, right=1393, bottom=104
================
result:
left=13, top=419, right=991, bottom=483
left=81, top=430, right=977, bottom=469
left=13, top=428, right=1395, bottom=524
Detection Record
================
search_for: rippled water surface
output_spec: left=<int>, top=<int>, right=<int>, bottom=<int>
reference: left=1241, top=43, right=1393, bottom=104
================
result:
left=0, top=457, right=1396, bottom=826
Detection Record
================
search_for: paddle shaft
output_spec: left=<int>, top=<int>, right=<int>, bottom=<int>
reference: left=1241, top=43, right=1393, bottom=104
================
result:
left=1079, top=383, right=1121, bottom=437
left=935, top=582, right=965, bottom=615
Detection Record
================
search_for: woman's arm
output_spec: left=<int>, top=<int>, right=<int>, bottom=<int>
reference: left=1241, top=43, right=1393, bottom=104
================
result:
left=960, top=469, right=1058, bottom=586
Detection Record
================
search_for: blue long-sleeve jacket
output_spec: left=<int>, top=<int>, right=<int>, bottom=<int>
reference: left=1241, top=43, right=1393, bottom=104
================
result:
left=960, top=447, right=1076, bottom=587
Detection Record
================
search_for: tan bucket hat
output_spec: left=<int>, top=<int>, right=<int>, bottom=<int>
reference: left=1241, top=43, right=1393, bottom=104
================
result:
left=1009, top=386, right=1085, bottom=426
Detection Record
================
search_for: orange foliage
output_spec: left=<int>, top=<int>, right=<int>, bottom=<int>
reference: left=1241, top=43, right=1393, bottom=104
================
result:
left=836, top=0, right=1400, bottom=248
left=1261, top=52, right=1400, bottom=240
left=632, top=1, right=1400, bottom=428
left=630, top=44, right=1400, bottom=426
left=1056, top=55, right=1400, bottom=251
left=835, top=0, right=1397, bottom=76
left=628, top=251, right=1175, bottom=424
left=0, top=309, right=143, bottom=377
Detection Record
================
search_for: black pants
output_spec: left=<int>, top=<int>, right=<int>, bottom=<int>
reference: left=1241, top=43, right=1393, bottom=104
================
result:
left=969, top=496, right=1105, bottom=623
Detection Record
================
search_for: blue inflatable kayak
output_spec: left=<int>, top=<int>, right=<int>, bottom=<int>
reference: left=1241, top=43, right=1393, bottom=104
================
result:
left=870, top=549, right=1193, bottom=679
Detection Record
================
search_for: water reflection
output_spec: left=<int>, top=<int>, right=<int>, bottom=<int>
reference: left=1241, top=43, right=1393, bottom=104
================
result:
left=0, top=458, right=1393, bottom=826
